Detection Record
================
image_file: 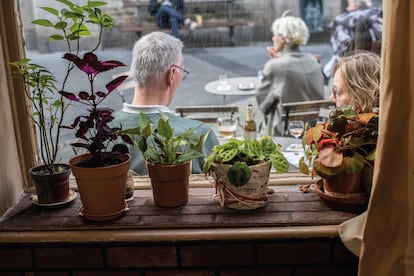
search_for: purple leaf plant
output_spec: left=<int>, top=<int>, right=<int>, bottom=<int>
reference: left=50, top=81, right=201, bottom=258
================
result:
left=60, top=52, right=133, bottom=167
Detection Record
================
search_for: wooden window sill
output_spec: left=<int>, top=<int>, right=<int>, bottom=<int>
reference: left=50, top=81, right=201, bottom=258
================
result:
left=0, top=173, right=358, bottom=243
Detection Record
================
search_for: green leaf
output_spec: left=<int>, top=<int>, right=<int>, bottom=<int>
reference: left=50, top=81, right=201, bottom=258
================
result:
left=270, top=154, right=289, bottom=173
left=227, top=162, right=251, bottom=187
left=343, top=153, right=365, bottom=174
left=299, top=157, right=310, bottom=175
left=31, top=19, right=54, bottom=27
left=157, top=117, right=173, bottom=139
left=57, top=0, right=74, bottom=8
left=40, top=7, right=59, bottom=16
left=49, top=34, right=64, bottom=42
left=87, top=1, right=107, bottom=7
left=177, top=151, right=204, bottom=163
left=54, top=21, right=68, bottom=30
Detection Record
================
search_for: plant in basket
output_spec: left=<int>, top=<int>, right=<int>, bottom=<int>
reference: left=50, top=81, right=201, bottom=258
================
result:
left=203, top=136, right=289, bottom=210
left=299, top=107, right=378, bottom=210
left=120, top=112, right=209, bottom=207
left=9, top=0, right=116, bottom=205
left=60, top=51, right=133, bottom=221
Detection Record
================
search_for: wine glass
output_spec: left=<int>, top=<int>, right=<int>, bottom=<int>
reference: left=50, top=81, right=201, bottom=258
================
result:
left=217, top=113, right=238, bottom=140
left=288, top=120, right=305, bottom=151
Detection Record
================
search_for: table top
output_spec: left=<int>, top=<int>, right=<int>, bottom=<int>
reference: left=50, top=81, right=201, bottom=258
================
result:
left=204, top=76, right=260, bottom=96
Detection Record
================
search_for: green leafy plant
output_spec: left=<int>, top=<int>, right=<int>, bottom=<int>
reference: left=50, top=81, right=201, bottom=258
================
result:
left=120, top=112, right=208, bottom=166
left=203, top=136, right=289, bottom=186
left=10, top=0, right=115, bottom=174
left=299, top=107, right=378, bottom=179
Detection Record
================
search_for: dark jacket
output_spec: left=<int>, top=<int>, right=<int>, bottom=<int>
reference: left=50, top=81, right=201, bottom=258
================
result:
left=147, top=0, right=184, bottom=16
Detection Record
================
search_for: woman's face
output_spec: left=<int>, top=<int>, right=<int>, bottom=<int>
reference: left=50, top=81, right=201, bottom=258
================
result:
left=331, top=66, right=352, bottom=108
left=271, top=33, right=286, bottom=53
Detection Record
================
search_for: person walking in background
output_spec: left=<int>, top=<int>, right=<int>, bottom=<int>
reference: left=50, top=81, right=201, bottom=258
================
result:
left=330, top=50, right=380, bottom=113
left=255, top=14, right=324, bottom=137
left=147, top=0, right=198, bottom=38
left=322, top=0, right=382, bottom=83
left=113, top=32, right=219, bottom=175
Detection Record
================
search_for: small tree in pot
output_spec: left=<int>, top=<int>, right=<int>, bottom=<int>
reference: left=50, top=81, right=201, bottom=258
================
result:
left=10, top=0, right=116, bottom=204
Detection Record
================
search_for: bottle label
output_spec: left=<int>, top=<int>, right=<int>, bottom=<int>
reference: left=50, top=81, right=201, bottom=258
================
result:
left=244, top=131, right=257, bottom=140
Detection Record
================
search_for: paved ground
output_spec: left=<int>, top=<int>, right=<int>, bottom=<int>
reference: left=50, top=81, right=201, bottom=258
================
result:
left=27, top=41, right=333, bottom=163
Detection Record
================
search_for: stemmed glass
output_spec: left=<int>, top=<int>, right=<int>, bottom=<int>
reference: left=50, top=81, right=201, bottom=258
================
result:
left=288, top=120, right=305, bottom=150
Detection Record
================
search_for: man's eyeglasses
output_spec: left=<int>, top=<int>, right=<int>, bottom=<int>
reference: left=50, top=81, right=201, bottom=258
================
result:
left=172, top=65, right=189, bottom=80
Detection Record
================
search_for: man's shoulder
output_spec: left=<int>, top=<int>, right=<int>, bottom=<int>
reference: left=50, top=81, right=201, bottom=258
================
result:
left=166, top=113, right=211, bottom=129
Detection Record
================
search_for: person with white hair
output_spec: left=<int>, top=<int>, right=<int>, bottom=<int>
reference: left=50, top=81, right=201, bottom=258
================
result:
left=255, top=15, right=325, bottom=136
left=113, top=32, right=219, bottom=175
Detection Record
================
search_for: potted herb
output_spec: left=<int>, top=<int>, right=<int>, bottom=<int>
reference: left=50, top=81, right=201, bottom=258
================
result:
left=299, top=107, right=378, bottom=210
left=120, top=112, right=208, bottom=207
left=203, top=136, right=289, bottom=210
left=9, top=0, right=115, bottom=205
left=60, top=51, right=132, bottom=221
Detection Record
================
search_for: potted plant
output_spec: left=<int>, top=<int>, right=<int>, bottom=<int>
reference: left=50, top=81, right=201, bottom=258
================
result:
left=9, top=0, right=115, bottom=205
left=203, top=136, right=289, bottom=210
left=120, top=112, right=208, bottom=207
left=299, top=107, right=378, bottom=210
left=60, top=51, right=132, bottom=221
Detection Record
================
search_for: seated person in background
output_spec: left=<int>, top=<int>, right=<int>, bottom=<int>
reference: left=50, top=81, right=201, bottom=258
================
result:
left=113, top=32, right=219, bottom=175
left=322, top=0, right=382, bottom=83
left=147, top=0, right=198, bottom=38
left=255, top=14, right=324, bottom=136
left=330, top=50, right=380, bottom=113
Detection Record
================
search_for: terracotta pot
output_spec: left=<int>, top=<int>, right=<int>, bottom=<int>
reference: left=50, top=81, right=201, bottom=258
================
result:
left=210, top=161, right=271, bottom=210
left=29, top=164, right=71, bottom=204
left=322, top=172, right=364, bottom=195
left=316, top=172, right=369, bottom=212
left=70, top=153, right=130, bottom=221
left=146, top=161, right=191, bottom=208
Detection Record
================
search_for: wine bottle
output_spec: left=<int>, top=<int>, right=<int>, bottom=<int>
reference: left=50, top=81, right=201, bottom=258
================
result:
left=244, top=104, right=257, bottom=140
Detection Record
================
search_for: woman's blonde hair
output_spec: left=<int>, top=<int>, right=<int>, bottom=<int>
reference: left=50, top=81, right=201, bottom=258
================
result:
left=271, top=15, right=309, bottom=45
left=334, top=50, right=381, bottom=112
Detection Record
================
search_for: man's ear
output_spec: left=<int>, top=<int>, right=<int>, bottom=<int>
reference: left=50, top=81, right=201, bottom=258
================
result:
left=166, top=67, right=175, bottom=86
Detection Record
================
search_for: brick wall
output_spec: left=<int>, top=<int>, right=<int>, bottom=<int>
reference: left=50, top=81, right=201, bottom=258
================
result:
left=0, top=237, right=358, bottom=275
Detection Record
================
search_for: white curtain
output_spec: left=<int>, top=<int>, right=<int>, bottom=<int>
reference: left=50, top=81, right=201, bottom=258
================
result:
left=359, top=0, right=414, bottom=274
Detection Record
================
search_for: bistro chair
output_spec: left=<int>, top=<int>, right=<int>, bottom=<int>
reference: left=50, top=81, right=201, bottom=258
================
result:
left=175, top=105, right=239, bottom=123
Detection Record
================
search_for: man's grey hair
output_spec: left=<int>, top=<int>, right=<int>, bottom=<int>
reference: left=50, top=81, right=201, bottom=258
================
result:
left=130, top=32, right=184, bottom=87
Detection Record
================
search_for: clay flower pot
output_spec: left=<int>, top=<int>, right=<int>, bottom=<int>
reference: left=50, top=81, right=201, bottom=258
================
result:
left=29, top=164, right=71, bottom=204
left=146, top=161, right=191, bottom=208
left=70, top=153, right=131, bottom=221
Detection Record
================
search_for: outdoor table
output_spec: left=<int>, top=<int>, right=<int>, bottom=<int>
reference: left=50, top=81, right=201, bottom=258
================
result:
left=204, top=76, right=260, bottom=104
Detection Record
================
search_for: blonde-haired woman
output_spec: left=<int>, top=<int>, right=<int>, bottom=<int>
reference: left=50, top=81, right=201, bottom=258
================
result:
left=256, top=15, right=325, bottom=136
left=331, top=50, right=381, bottom=113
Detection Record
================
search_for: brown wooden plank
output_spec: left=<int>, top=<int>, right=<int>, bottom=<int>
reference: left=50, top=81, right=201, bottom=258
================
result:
left=120, top=20, right=248, bottom=33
